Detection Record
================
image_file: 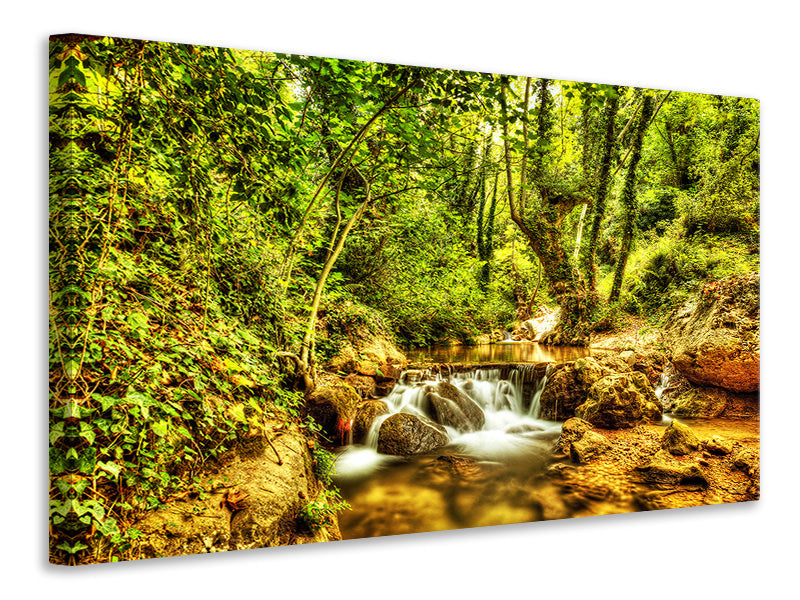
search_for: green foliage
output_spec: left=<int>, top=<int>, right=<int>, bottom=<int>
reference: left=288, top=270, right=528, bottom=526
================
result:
left=49, top=34, right=759, bottom=564
left=299, top=489, right=351, bottom=533
left=616, top=228, right=759, bottom=317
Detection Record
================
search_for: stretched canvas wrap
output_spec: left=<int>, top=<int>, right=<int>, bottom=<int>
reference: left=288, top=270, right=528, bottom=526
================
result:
left=48, top=34, right=760, bottom=565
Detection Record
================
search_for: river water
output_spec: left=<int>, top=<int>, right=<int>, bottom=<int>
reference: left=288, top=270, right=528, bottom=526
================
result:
left=331, top=344, right=759, bottom=540
left=404, top=341, right=594, bottom=364
left=332, top=343, right=593, bottom=539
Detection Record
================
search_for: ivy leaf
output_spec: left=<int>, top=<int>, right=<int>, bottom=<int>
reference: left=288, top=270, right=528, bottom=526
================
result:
left=97, top=461, right=123, bottom=479
left=127, top=312, right=149, bottom=330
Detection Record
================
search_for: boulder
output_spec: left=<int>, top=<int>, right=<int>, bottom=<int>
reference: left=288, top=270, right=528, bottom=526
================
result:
left=428, top=381, right=485, bottom=431
left=352, top=400, right=390, bottom=444
left=553, top=417, right=595, bottom=455
left=669, top=385, right=759, bottom=418
left=661, top=275, right=759, bottom=393
left=576, top=372, right=662, bottom=429
left=539, top=357, right=622, bottom=421
left=660, top=420, right=700, bottom=456
left=306, top=383, right=360, bottom=445
left=518, top=306, right=560, bottom=342
left=133, top=421, right=341, bottom=558
left=704, top=435, right=734, bottom=456
left=670, top=387, right=728, bottom=417
left=570, top=431, right=612, bottom=464
left=551, top=417, right=610, bottom=463
left=344, top=374, right=376, bottom=399
left=732, top=448, right=759, bottom=476
left=635, top=450, right=709, bottom=487
left=427, top=393, right=475, bottom=432
left=377, top=413, right=449, bottom=456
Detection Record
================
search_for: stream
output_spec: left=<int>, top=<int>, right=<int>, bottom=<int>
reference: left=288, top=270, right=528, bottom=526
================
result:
left=333, top=344, right=595, bottom=538
left=331, top=343, right=758, bottom=539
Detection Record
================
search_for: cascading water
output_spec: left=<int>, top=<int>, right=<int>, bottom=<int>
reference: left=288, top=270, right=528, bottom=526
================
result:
left=654, top=368, right=673, bottom=424
left=334, top=364, right=562, bottom=481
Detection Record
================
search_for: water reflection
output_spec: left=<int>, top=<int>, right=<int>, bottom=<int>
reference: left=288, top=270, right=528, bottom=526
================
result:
left=405, top=342, right=595, bottom=364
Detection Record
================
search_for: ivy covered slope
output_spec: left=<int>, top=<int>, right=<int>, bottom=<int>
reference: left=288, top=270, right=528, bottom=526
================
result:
left=47, top=36, right=352, bottom=564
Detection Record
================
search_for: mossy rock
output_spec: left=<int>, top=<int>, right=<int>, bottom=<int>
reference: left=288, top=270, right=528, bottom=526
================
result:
left=306, top=383, right=361, bottom=444
left=352, top=400, right=390, bottom=444
left=661, top=420, right=700, bottom=456
left=539, top=358, right=619, bottom=421
left=576, top=372, right=662, bottom=429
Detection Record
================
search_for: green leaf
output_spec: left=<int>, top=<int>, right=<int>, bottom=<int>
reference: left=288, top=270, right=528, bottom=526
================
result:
left=229, top=404, right=246, bottom=423
left=151, top=420, right=169, bottom=437
left=79, top=421, right=96, bottom=445
left=127, top=312, right=149, bottom=330
left=97, top=461, right=123, bottom=479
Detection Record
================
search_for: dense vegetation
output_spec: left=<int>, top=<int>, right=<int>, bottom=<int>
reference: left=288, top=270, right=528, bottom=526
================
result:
left=48, top=35, right=759, bottom=563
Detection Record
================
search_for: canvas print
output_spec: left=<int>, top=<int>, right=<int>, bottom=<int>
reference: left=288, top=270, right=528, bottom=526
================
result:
left=48, top=34, right=760, bottom=565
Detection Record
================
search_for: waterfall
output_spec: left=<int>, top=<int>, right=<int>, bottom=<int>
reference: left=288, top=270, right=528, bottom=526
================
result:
left=654, top=366, right=674, bottom=424
left=365, top=413, right=391, bottom=450
left=334, top=363, right=562, bottom=480
left=654, top=370, right=670, bottom=399
left=528, top=364, right=552, bottom=418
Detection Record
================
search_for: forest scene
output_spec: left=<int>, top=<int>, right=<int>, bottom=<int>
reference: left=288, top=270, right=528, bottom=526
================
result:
left=48, top=34, right=760, bottom=565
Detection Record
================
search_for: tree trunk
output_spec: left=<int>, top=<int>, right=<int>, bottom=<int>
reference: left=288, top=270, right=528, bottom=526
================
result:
left=579, top=88, right=620, bottom=291
left=299, top=188, right=370, bottom=368
left=280, top=78, right=418, bottom=287
left=609, top=93, right=653, bottom=302
left=501, top=77, right=594, bottom=345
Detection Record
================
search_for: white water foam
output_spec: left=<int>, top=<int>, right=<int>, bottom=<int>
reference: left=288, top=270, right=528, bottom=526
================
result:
left=334, top=365, right=560, bottom=480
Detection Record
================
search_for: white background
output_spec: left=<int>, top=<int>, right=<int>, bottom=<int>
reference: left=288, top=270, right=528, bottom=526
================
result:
left=5, top=2, right=796, bottom=598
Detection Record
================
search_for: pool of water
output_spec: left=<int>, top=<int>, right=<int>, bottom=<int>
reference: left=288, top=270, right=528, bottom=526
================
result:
left=404, top=342, right=596, bottom=364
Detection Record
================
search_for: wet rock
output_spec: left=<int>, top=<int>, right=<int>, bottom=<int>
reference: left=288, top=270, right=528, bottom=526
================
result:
left=553, top=417, right=594, bottom=455
left=401, top=370, right=426, bottom=384
left=505, top=423, right=545, bottom=435
left=377, top=413, right=449, bottom=456
left=619, top=350, right=636, bottom=366
left=428, top=393, right=474, bottom=432
left=374, top=381, right=396, bottom=397
left=429, top=381, right=485, bottom=431
left=576, top=372, right=662, bottom=429
left=661, top=275, right=759, bottom=393
left=569, top=431, right=612, bottom=464
left=306, top=383, right=361, bottom=444
left=539, top=358, right=621, bottom=421
left=352, top=400, right=390, bottom=444
left=635, top=450, right=709, bottom=488
left=704, top=435, right=734, bottom=456
left=344, top=374, right=376, bottom=399
left=661, top=420, right=700, bottom=456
